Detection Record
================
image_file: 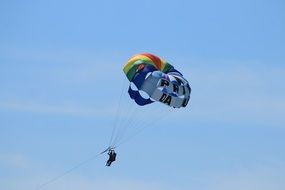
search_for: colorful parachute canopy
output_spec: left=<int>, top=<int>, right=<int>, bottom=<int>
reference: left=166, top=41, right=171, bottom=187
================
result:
left=123, top=53, right=191, bottom=108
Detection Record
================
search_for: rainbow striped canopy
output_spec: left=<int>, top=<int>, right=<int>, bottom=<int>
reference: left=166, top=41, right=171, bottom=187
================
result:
left=123, top=53, right=174, bottom=81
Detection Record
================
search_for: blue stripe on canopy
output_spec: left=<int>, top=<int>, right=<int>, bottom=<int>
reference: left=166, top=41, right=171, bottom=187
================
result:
left=128, top=86, right=154, bottom=106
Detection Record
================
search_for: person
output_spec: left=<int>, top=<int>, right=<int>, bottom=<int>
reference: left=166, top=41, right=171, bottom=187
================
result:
left=106, top=149, right=117, bottom=166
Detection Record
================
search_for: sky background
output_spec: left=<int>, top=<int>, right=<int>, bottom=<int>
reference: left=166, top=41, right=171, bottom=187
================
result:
left=1, top=0, right=285, bottom=190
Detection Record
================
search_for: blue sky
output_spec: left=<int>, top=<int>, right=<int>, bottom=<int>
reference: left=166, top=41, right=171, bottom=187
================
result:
left=1, top=0, right=285, bottom=190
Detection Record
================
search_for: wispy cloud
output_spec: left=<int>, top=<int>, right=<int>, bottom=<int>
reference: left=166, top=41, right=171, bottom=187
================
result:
left=0, top=100, right=113, bottom=117
left=1, top=160, right=285, bottom=190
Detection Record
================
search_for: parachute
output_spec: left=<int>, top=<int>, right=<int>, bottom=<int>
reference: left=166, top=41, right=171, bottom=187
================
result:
left=107, top=53, right=191, bottom=149
left=123, top=53, right=191, bottom=108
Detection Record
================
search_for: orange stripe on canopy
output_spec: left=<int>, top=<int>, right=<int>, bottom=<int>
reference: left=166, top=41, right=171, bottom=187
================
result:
left=140, top=53, right=162, bottom=70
